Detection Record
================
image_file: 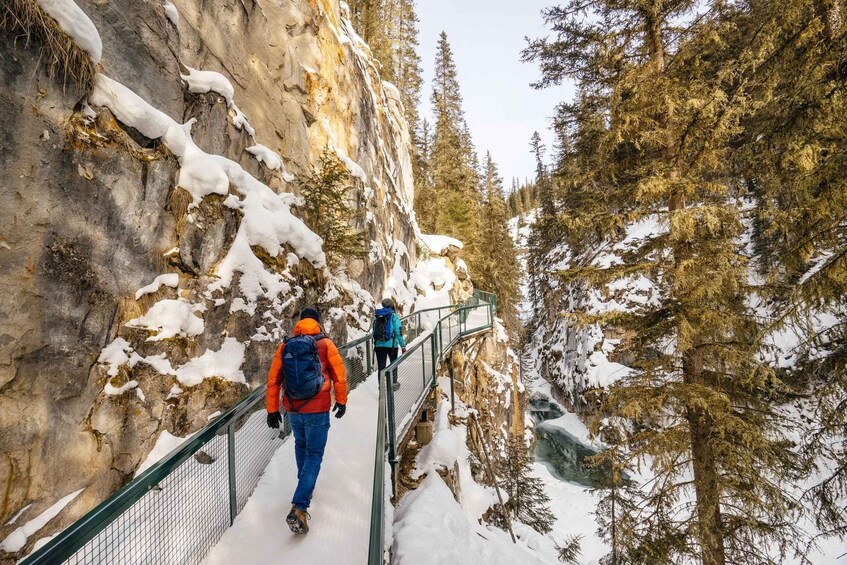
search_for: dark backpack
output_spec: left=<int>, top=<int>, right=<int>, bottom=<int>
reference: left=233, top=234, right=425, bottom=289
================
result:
left=374, top=309, right=394, bottom=342
left=278, top=334, right=326, bottom=408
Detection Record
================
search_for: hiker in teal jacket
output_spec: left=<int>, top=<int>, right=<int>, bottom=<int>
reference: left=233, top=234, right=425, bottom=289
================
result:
left=373, top=298, right=406, bottom=389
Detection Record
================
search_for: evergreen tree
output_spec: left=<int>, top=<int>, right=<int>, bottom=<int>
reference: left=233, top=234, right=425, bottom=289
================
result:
left=301, top=147, right=368, bottom=267
left=346, top=0, right=422, bottom=136
left=426, top=32, right=483, bottom=256
left=725, top=0, right=847, bottom=546
left=524, top=2, right=809, bottom=563
left=413, top=118, right=437, bottom=232
left=496, top=435, right=555, bottom=535
left=477, top=152, right=522, bottom=334
left=394, top=0, right=423, bottom=135
left=530, top=131, right=555, bottom=219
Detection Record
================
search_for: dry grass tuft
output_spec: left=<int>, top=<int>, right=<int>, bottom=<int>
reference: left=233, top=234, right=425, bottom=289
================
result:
left=1, top=0, right=96, bottom=92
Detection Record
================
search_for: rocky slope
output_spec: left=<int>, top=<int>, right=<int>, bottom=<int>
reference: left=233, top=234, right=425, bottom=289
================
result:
left=0, top=0, right=421, bottom=557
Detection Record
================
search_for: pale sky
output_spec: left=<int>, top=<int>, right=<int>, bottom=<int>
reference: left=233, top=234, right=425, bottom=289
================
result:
left=416, top=0, right=576, bottom=187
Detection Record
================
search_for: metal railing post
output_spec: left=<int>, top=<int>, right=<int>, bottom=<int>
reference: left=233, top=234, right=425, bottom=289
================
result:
left=438, top=318, right=443, bottom=357
left=367, top=366, right=387, bottom=565
left=227, top=422, right=237, bottom=525
left=384, top=368, right=398, bottom=498
left=448, top=349, right=455, bottom=414
left=430, top=333, right=437, bottom=387
left=421, top=341, right=426, bottom=389
left=366, top=338, right=372, bottom=376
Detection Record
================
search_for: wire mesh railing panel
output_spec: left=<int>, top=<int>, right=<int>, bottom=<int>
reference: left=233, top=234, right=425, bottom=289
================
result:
left=234, top=405, right=286, bottom=513
left=65, top=433, right=230, bottom=565
left=340, top=340, right=371, bottom=391
left=462, top=305, right=491, bottom=336
left=389, top=342, right=430, bottom=437
left=402, top=312, right=424, bottom=344
left=443, top=310, right=461, bottom=350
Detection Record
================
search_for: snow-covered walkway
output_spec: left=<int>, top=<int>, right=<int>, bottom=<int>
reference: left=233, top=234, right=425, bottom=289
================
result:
left=203, top=376, right=379, bottom=564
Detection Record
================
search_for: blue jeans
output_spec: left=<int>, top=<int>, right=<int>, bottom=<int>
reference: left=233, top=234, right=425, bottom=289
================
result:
left=288, top=411, right=330, bottom=510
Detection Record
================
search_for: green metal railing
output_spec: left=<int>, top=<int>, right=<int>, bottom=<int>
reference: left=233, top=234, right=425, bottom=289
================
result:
left=368, top=297, right=495, bottom=564
left=22, top=293, right=495, bottom=565
left=473, top=288, right=497, bottom=314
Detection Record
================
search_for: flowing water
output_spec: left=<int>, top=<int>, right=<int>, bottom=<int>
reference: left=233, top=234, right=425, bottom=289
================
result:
left=529, top=396, right=600, bottom=487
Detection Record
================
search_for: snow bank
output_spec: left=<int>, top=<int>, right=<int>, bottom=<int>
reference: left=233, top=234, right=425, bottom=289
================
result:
left=135, top=273, right=180, bottom=300
left=420, top=234, right=463, bottom=254
left=36, top=0, right=102, bottom=63
left=173, top=337, right=245, bottom=386
left=206, top=228, right=295, bottom=314
left=97, top=337, right=246, bottom=389
left=410, top=257, right=455, bottom=317
left=543, top=413, right=594, bottom=449
left=125, top=298, right=205, bottom=341
left=529, top=462, right=607, bottom=564
left=393, top=474, right=551, bottom=565
left=0, top=488, right=84, bottom=553
left=246, top=144, right=282, bottom=171
left=412, top=402, right=462, bottom=479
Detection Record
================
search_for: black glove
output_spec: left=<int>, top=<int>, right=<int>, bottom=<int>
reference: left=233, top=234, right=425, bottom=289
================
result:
left=267, top=411, right=282, bottom=429
left=333, top=403, right=346, bottom=419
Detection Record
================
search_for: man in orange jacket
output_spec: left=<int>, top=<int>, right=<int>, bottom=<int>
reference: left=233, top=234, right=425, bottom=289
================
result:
left=266, top=308, right=347, bottom=534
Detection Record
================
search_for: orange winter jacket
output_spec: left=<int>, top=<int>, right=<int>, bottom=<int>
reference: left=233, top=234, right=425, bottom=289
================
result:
left=266, top=318, right=347, bottom=414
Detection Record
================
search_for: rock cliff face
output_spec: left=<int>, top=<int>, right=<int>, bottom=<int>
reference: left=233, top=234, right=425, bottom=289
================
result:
left=0, top=0, right=417, bottom=556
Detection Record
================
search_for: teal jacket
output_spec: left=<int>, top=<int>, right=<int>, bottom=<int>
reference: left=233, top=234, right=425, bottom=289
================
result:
left=373, top=310, right=406, bottom=349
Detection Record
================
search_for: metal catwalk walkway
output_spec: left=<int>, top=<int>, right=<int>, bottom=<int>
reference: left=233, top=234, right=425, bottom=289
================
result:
left=22, top=291, right=496, bottom=565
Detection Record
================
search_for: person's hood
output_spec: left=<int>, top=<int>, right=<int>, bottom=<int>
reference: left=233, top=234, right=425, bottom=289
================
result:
left=293, top=318, right=322, bottom=336
left=375, top=307, right=394, bottom=316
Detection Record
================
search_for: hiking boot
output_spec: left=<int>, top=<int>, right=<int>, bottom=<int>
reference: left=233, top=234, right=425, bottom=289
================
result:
left=286, top=505, right=310, bottom=534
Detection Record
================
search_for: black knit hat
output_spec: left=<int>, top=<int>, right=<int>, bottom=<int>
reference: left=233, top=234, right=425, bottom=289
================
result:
left=300, top=307, right=321, bottom=323
left=381, top=297, right=395, bottom=309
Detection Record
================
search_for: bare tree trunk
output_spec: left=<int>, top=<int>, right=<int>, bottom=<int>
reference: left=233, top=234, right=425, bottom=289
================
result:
left=684, top=350, right=727, bottom=565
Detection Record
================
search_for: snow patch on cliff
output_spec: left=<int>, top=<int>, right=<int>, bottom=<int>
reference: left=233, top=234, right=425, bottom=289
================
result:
left=135, top=273, right=180, bottom=300
left=36, top=0, right=102, bottom=63
left=0, top=488, right=84, bottom=553
left=89, top=74, right=326, bottom=271
left=125, top=298, right=205, bottom=341
left=162, top=1, right=179, bottom=28
left=246, top=144, right=282, bottom=171
left=181, top=67, right=235, bottom=105
left=420, top=234, right=463, bottom=254
left=173, top=338, right=246, bottom=386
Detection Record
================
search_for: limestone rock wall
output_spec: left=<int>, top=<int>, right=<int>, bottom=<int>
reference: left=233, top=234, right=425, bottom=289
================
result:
left=0, top=0, right=417, bottom=557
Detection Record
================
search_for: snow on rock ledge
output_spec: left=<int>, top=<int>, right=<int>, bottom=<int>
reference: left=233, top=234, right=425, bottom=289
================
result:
left=420, top=234, right=464, bottom=255
left=36, top=0, right=102, bottom=63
